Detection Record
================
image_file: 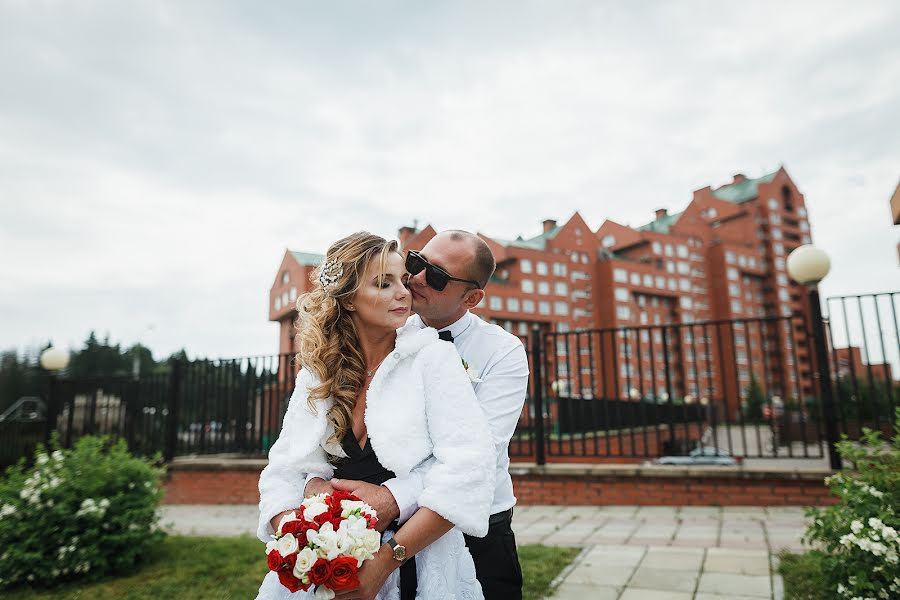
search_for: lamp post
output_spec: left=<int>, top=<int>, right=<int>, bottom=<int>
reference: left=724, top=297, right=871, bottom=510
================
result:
left=40, top=346, right=70, bottom=444
left=786, top=245, right=842, bottom=470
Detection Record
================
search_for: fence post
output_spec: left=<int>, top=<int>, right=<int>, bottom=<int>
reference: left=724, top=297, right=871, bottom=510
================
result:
left=531, top=326, right=546, bottom=466
left=808, top=288, right=842, bottom=470
left=164, top=358, right=183, bottom=462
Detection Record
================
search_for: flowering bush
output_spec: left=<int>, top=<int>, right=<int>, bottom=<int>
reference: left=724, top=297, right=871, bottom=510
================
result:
left=0, top=436, right=165, bottom=589
left=803, top=409, right=899, bottom=600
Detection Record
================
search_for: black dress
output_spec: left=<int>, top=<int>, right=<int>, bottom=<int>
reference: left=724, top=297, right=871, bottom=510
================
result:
left=333, top=430, right=416, bottom=600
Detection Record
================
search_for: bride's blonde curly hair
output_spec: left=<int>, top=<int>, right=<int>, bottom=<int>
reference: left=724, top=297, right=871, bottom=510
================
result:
left=295, top=231, right=400, bottom=444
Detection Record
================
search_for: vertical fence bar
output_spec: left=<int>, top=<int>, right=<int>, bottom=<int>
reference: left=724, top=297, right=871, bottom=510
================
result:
left=531, top=327, right=545, bottom=466
left=164, top=358, right=182, bottom=462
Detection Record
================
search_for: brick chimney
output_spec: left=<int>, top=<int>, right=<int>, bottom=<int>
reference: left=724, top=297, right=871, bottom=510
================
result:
left=655, top=208, right=668, bottom=220
left=733, top=173, right=747, bottom=183
left=542, top=219, right=557, bottom=233
left=398, top=226, right=417, bottom=249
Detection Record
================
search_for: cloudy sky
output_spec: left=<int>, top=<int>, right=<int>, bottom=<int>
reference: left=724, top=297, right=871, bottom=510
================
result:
left=1, top=0, right=899, bottom=362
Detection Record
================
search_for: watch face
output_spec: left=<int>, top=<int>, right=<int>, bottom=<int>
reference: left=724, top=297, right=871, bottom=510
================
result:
left=394, top=545, right=406, bottom=561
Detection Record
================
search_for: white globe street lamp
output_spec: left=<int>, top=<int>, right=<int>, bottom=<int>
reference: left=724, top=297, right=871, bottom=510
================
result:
left=786, top=245, right=831, bottom=286
left=40, top=347, right=70, bottom=372
left=785, top=244, right=842, bottom=470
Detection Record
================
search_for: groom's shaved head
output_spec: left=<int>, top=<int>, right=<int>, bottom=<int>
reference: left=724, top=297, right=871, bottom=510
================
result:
left=445, top=230, right=496, bottom=288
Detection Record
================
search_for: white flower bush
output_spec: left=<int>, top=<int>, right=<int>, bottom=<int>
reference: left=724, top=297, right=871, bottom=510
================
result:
left=803, top=411, right=899, bottom=600
left=0, top=436, right=165, bottom=590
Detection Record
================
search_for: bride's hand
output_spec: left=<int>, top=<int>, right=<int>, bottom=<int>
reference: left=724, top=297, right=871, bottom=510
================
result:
left=330, top=479, right=399, bottom=532
left=304, top=477, right=336, bottom=498
left=333, top=546, right=395, bottom=600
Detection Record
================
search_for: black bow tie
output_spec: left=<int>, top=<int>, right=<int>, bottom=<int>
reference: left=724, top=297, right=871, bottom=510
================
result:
left=438, top=330, right=454, bottom=343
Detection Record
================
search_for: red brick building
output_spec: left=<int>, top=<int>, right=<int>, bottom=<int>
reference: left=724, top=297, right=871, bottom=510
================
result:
left=270, top=167, right=816, bottom=405
left=834, top=346, right=894, bottom=383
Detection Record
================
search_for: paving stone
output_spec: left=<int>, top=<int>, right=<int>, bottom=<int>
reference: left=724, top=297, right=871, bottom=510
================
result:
left=695, top=595, right=770, bottom=600
left=704, top=548, right=770, bottom=575
left=565, top=564, right=636, bottom=586
left=635, top=506, right=679, bottom=517
left=552, top=582, right=620, bottom=599
left=582, top=545, right=645, bottom=567
left=619, top=589, right=692, bottom=600
left=697, top=572, right=771, bottom=597
left=640, top=547, right=704, bottom=571
left=628, top=566, right=699, bottom=592
left=596, top=505, right=639, bottom=516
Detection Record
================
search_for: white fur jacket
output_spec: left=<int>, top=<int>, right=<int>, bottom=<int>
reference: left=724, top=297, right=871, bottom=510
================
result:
left=256, top=322, right=496, bottom=543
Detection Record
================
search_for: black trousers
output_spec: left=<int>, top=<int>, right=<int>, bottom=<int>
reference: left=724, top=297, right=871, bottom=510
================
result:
left=463, top=509, right=523, bottom=600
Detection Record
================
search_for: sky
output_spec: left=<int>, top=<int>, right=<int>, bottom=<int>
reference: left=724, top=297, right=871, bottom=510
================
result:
left=1, top=0, right=899, bottom=362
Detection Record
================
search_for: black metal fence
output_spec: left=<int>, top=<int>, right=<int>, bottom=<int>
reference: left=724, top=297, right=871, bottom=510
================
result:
left=7, top=292, right=897, bottom=467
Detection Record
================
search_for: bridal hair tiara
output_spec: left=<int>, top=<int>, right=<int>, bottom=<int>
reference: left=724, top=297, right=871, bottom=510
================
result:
left=318, top=258, right=344, bottom=291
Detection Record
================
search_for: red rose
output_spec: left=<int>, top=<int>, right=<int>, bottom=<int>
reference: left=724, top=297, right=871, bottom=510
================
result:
left=281, top=520, right=304, bottom=535
left=327, top=556, right=359, bottom=591
left=313, top=511, right=333, bottom=527
left=330, top=490, right=358, bottom=504
left=364, top=513, right=378, bottom=528
left=267, top=550, right=283, bottom=572
left=308, top=557, right=333, bottom=585
left=278, top=569, right=309, bottom=593
left=282, top=552, right=297, bottom=571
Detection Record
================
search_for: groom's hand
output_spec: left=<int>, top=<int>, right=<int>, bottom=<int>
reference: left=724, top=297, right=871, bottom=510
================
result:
left=331, top=479, right=400, bottom=531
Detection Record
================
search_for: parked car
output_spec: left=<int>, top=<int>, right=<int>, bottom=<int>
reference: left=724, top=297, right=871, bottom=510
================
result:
left=653, top=447, right=741, bottom=466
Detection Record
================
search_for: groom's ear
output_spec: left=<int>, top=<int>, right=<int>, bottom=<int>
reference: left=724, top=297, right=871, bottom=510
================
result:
left=462, top=288, right=484, bottom=310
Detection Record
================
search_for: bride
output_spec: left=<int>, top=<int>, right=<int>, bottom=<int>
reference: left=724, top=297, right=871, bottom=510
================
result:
left=255, top=232, right=495, bottom=600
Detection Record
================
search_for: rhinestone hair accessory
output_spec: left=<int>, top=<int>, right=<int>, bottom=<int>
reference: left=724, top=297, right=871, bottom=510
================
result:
left=317, top=258, right=344, bottom=291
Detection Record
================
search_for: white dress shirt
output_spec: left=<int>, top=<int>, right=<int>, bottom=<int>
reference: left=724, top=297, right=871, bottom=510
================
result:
left=384, top=311, right=530, bottom=523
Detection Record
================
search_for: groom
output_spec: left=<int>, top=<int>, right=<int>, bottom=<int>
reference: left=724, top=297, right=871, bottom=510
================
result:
left=307, top=230, right=529, bottom=599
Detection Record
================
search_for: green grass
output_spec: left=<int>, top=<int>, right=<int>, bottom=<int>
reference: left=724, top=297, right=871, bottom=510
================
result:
left=0, top=537, right=578, bottom=600
left=777, top=550, right=832, bottom=600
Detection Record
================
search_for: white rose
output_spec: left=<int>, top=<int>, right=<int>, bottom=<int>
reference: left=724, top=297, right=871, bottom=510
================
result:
left=293, top=547, right=318, bottom=578
left=276, top=533, right=299, bottom=556
left=350, top=545, right=371, bottom=566
left=265, top=540, right=279, bottom=555
left=314, top=585, right=336, bottom=600
left=303, top=502, right=329, bottom=520
left=302, top=493, right=328, bottom=507
left=308, top=523, right=338, bottom=557
left=362, top=529, right=381, bottom=553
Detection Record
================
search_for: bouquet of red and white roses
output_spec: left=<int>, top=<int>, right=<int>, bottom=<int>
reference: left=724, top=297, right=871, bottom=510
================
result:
left=265, top=491, right=381, bottom=598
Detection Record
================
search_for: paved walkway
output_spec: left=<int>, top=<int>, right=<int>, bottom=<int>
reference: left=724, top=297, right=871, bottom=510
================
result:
left=159, top=504, right=808, bottom=599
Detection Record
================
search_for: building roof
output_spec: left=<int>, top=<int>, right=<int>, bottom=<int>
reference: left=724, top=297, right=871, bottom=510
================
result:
left=637, top=211, right=683, bottom=234
left=495, top=225, right=561, bottom=250
left=289, top=251, right=324, bottom=267
left=711, top=171, right=778, bottom=203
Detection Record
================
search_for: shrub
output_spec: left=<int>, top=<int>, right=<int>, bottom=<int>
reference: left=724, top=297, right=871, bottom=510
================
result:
left=803, top=409, right=899, bottom=600
left=0, top=436, right=166, bottom=589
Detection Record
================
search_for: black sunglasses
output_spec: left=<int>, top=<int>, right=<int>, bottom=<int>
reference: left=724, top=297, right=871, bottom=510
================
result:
left=405, top=250, right=482, bottom=292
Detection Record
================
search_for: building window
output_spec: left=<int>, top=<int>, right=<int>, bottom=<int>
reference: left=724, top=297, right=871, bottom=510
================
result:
left=538, top=301, right=551, bottom=315
left=522, top=299, right=535, bottom=313
left=557, top=322, right=570, bottom=333
left=520, top=259, right=532, bottom=273
left=798, top=206, right=807, bottom=217
left=782, top=185, right=794, bottom=211
left=521, top=279, right=534, bottom=293
left=615, top=288, right=630, bottom=302
left=655, top=276, right=665, bottom=289
left=282, top=271, right=290, bottom=284
left=770, top=213, right=781, bottom=225
left=677, top=245, right=688, bottom=258
left=581, top=254, right=589, bottom=264
left=664, top=244, right=673, bottom=257
left=768, top=197, right=779, bottom=210
left=779, top=288, right=789, bottom=301
left=614, top=268, right=628, bottom=283
left=643, top=274, right=653, bottom=287
left=507, top=298, right=520, bottom=312
left=777, top=273, right=788, bottom=285
left=706, top=207, right=717, bottom=218
left=555, top=282, right=568, bottom=296
left=726, top=251, right=736, bottom=264
left=652, top=241, right=662, bottom=254
left=668, top=278, right=677, bottom=291
left=679, top=278, right=691, bottom=292
left=772, top=228, right=783, bottom=240
left=727, top=268, right=739, bottom=280
left=602, top=235, right=616, bottom=248
left=538, top=281, right=550, bottom=295
left=282, top=291, right=289, bottom=306
left=274, top=296, right=282, bottom=310
left=773, top=242, right=784, bottom=254
left=731, top=300, right=742, bottom=313
left=518, top=322, right=529, bottom=336
left=677, top=262, right=690, bottom=274
left=680, top=297, right=693, bottom=309
left=553, top=262, right=567, bottom=276
left=554, top=301, right=569, bottom=315
left=536, top=261, right=548, bottom=275
left=289, top=287, right=297, bottom=300
left=799, top=221, right=809, bottom=231
left=630, top=273, right=640, bottom=286
left=738, top=255, right=747, bottom=267
left=489, top=296, right=502, bottom=310
left=616, top=306, right=631, bottom=320
left=729, top=283, right=740, bottom=296
left=775, top=257, right=786, bottom=270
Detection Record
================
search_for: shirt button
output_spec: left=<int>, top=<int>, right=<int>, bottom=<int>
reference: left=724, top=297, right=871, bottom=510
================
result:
left=393, top=352, right=400, bottom=359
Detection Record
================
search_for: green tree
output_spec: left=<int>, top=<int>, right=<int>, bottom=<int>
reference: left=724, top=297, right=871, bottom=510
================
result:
left=743, top=375, right=765, bottom=422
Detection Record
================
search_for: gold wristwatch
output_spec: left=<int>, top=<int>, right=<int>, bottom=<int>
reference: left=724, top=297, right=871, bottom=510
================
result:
left=386, top=538, right=407, bottom=562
